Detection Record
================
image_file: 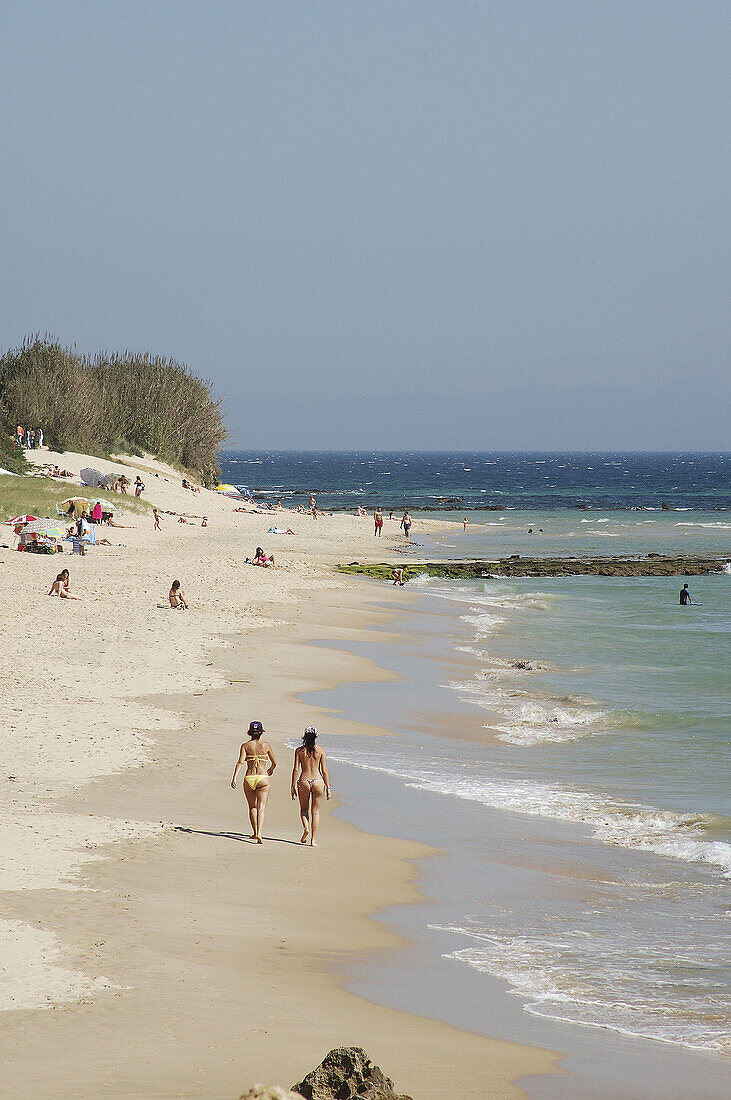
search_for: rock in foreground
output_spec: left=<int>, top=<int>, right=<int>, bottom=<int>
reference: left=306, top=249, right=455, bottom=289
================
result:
left=292, top=1046, right=412, bottom=1100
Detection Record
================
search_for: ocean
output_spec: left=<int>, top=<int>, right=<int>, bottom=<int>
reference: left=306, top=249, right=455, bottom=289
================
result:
left=222, top=451, right=730, bottom=1094
left=219, top=449, right=730, bottom=513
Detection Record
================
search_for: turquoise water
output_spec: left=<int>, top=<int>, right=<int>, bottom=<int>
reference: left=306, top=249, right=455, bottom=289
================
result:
left=323, top=548, right=730, bottom=1060
left=252, top=452, right=729, bottom=1071
left=413, top=508, right=731, bottom=559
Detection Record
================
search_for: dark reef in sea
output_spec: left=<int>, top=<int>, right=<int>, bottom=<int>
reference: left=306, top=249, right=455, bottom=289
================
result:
left=339, top=555, right=728, bottom=580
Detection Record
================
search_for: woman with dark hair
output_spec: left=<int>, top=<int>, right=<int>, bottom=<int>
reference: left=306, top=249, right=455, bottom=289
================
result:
left=290, top=726, right=331, bottom=846
left=169, top=580, right=188, bottom=609
left=230, top=721, right=277, bottom=843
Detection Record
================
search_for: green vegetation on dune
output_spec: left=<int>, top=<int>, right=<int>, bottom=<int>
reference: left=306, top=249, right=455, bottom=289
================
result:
left=0, top=430, right=29, bottom=474
left=0, top=475, right=151, bottom=524
left=0, top=337, right=226, bottom=482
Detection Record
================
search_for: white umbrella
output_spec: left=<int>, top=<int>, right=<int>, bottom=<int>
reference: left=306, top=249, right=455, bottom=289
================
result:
left=22, top=519, right=70, bottom=538
left=92, top=498, right=116, bottom=511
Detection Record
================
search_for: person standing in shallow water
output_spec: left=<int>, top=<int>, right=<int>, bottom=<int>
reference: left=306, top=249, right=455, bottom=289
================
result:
left=291, top=727, right=331, bottom=846
left=231, top=721, right=277, bottom=843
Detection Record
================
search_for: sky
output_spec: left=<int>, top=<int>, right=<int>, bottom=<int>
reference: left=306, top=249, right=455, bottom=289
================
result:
left=1, top=1, right=728, bottom=450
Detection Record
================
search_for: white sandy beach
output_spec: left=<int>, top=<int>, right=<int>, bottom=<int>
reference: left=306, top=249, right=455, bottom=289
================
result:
left=0, top=450, right=557, bottom=1098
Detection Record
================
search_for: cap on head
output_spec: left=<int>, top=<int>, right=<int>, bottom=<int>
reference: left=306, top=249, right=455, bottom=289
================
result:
left=248, top=720, right=264, bottom=734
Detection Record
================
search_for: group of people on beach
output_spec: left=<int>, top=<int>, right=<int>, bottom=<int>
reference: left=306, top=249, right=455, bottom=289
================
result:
left=16, top=425, right=44, bottom=449
left=364, top=507, right=412, bottom=539
left=230, top=722, right=330, bottom=845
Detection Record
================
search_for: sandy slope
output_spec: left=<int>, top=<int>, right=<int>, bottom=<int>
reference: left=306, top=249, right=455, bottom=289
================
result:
left=0, top=449, right=556, bottom=1098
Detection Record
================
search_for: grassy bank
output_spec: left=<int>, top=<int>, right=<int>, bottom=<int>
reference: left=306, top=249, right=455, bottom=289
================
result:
left=0, top=475, right=151, bottom=524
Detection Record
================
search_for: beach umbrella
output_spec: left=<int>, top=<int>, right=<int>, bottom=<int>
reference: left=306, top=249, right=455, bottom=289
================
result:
left=58, top=497, right=92, bottom=519
left=91, top=498, right=116, bottom=511
left=80, top=467, right=105, bottom=486
left=22, top=519, right=69, bottom=538
left=215, top=484, right=238, bottom=492
left=7, top=514, right=38, bottom=526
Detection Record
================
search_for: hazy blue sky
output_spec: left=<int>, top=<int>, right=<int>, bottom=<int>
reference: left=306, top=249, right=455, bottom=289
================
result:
left=1, top=1, right=728, bottom=449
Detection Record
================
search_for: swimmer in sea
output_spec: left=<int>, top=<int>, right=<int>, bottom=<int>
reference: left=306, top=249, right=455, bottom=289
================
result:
left=291, top=726, right=331, bottom=846
left=230, top=721, right=277, bottom=842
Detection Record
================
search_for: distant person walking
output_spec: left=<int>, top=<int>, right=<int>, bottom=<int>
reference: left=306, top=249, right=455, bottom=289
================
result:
left=153, top=508, right=161, bottom=531
left=400, top=510, right=412, bottom=540
left=26, top=429, right=34, bottom=449
left=16, top=425, right=23, bottom=446
left=291, top=727, right=330, bottom=846
left=134, top=476, right=144, bottom=497
left=374, top=507, right=383, bottom=536
left=679, top=583, right=694, bottom=606
left=36, top=428, right=44, bottom=448
left=231, top=721, right=277, bottom=843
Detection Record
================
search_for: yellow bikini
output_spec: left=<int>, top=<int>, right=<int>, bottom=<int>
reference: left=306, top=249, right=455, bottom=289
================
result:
left=244, top=751, right=270, bottom=790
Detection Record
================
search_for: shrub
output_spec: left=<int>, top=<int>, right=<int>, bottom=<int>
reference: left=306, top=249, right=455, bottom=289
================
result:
left=0, top=337, right=226, bottom=477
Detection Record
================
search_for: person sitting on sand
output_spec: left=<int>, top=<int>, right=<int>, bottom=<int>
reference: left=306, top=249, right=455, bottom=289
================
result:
left=251, top=546, right=274, bottom=567
left=201, top=516, right=208, bottom=527
left=169, top=580, right=188, bottom=609
left=291, top=726, right=331, bottom=847
left=230, top=721, right=277, bottom=843
left=48, top=569, right=81, bottom=599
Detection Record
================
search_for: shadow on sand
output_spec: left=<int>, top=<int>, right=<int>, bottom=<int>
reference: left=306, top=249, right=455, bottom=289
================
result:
left=174, top=825, right=302, bottom=847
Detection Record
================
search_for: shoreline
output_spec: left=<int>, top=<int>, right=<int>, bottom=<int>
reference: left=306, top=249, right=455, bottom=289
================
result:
left=0, top=450, right=557, bottom=1098
left=311, top=574, right=731, bottom=1099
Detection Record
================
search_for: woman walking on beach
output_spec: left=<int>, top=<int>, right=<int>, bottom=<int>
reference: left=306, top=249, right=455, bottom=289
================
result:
left=230, top=721, right=277, bottom=843
left=291, top=727, right=330, bottom=846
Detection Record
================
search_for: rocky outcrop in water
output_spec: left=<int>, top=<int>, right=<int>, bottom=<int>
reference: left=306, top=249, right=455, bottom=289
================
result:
left=339, top=555, right=727, bottom=580
left=292, top=1047, right=412, bottom=1100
